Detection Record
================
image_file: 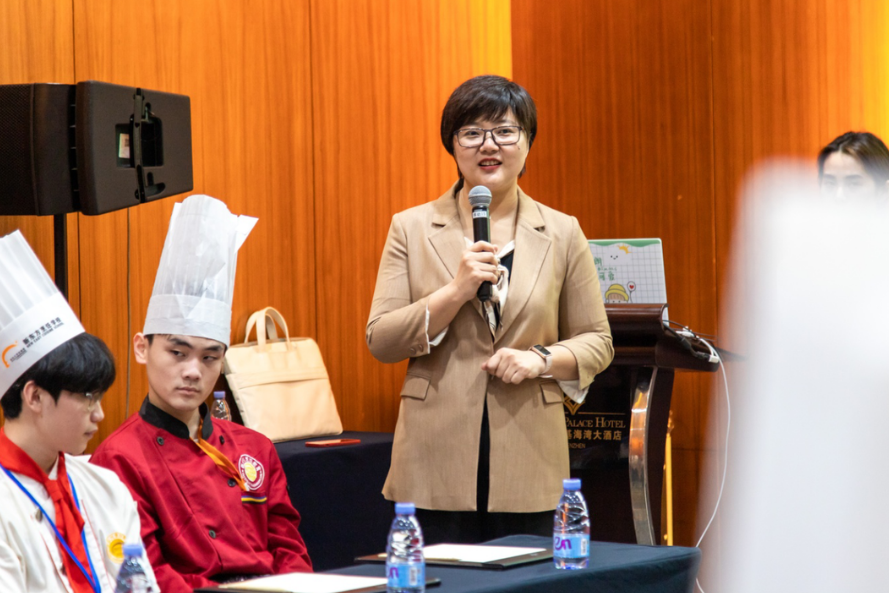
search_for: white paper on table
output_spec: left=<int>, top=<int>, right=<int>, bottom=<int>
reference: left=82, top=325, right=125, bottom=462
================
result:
left=218, top=573, right=387, bottom=593
left=422, top=544, right=546, bottom=563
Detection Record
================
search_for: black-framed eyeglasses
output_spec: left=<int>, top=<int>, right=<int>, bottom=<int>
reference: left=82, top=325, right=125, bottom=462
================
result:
left=73, top=391, right=104, bottom=411
left=455, top=126, right=524, bottom=148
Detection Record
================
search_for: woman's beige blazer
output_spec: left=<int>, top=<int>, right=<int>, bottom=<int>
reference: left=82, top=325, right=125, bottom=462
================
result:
left=367, top=185, right=614, bottom=513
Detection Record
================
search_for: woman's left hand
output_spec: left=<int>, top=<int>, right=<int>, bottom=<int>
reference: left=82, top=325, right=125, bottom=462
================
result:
left=482, top=348, right=546, bottom=384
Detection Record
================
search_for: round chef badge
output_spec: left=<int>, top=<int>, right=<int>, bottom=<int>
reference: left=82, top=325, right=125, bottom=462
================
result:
left=106, top=533, right=126, bottom=563
left=238, top=454, right=265, bottom=491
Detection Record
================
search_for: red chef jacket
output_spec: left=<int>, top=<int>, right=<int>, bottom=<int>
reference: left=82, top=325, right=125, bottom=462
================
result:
left=91, top=397, right=312, bottom=593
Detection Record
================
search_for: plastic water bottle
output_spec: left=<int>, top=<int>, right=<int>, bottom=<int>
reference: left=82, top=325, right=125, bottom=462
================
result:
left=212, top=391, right=231, bottom=421
left=115, top=542, right=150, bottom=593
left=553, top=478, right=590, bottom=569
left=386, top=502, right=425, bottom=593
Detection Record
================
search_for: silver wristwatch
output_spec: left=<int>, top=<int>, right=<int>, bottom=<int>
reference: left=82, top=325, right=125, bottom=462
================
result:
left=529, top=344, right=553, bottom=375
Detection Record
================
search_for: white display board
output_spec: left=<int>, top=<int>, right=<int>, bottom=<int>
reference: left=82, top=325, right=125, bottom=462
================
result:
left=589, top=238, right=667, bottom=315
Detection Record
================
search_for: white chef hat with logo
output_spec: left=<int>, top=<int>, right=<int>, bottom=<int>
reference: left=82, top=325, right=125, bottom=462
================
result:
left=0, top=230, right=85, bottom=398
left=143, top=194, right=257, bottom=347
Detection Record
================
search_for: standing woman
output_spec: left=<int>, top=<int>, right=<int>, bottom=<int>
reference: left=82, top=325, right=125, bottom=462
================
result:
left=366, top=75, right=614, bottom=543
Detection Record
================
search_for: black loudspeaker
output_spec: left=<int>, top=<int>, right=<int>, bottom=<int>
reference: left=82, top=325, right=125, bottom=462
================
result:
left=0, top=84, right=77, bottom=215
left=0, top=81, right=193, bottom=216
left=76, top=81, right=193, bottom=215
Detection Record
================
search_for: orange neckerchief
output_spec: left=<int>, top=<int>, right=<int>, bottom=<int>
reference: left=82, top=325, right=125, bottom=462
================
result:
left=193, top=419, right=247, bottom=492
left=0, top=429, right=97, bottom=593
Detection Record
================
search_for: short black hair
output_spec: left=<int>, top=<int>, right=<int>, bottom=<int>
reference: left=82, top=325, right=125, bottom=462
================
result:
left=818, top=131, right=889, bottom=187
left=440, top=75, right=538, bottom=189
left=440, top=75, right=538, bottom=155
left=1, top=333, right=116, bottom=419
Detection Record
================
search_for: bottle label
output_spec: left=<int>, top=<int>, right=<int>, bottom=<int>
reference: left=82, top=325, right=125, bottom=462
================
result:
left=386, top=562, right=425, bottom=588
left=553, top=534, right=589, bottom=559
left=124, top=574, right=149, bottom=593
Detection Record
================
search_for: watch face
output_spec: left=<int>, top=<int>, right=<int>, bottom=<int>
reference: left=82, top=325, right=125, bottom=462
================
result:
left=534, top=345, right=551, bottom=357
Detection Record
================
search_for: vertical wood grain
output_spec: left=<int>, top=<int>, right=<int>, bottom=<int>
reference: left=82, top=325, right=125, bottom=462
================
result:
left=0, top=0, right=77, bottom=303
left=309, top=0, right=512, bottom=433
left=511, top=0, right=716, bottom=547
left=73, top=0, right=316, bottom=448
left=0, top=1, right=76, bottom=427
left=713, top=0, right=889, bottom=345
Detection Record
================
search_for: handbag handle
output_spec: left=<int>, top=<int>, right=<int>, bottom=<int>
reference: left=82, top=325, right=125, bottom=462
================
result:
left=244, top=307, right=292, bottom=351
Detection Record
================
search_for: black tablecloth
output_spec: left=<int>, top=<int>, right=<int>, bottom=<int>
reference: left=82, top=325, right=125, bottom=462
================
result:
left=275, top=431, right=395, bottom=572
left=333, top=535, right=701, bottom=593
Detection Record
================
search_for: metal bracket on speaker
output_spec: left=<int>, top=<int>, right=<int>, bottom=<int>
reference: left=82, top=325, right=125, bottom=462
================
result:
left=133, top=88, right=146, bottom=202
left=131, top=88, right=166, bottom=203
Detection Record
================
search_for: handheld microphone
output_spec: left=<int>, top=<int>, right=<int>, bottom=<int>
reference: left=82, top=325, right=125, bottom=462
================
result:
left=468, top=186, right=493, bottom=302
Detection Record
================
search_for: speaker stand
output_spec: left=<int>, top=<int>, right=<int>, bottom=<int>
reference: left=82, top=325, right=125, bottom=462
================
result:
left=53, top=214, right=68, bottom=300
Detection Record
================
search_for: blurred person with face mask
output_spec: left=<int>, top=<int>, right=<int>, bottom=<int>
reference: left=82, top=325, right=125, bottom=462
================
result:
left=818, top=131, right=889, bottom=203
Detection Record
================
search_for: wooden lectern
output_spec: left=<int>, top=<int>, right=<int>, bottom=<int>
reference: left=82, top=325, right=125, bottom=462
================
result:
left=566, top=303, right=717, bottom=545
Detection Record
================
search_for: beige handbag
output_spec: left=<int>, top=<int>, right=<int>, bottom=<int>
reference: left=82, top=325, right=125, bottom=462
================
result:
left=223, top=306, right=343, bottom=442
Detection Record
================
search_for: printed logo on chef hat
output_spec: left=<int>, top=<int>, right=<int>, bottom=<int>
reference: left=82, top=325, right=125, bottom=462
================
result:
left=0, top=231, right=85, bottom=398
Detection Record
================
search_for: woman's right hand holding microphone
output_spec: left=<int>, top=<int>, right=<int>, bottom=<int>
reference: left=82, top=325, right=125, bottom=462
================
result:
left=450, top=241, right=500, bottom=303
left=426, top=241, right=499, bottom=338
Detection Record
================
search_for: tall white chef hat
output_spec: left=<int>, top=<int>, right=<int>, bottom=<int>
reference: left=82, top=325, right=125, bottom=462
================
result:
left=0, top=230, right=85, bottom=398
left=143, top=195, right=257, bottom=347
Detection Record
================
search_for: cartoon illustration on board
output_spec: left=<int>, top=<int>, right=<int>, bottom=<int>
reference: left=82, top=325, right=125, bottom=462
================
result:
left=604, top=283, right=631, bottom=303
left=589, top=238, right=667, bottom=309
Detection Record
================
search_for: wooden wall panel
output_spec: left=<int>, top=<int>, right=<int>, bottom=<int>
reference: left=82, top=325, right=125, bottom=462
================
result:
left=310, top=0, right=512, bottom=433
left=713, top=0, right=889, bottom=344
left=511, top=0, right=716, bottom=547
left=73, top=0, right=316, bottom=449
left=0, top=0, right=77, bottom=306
left=0, top=0, right=75, bottom=426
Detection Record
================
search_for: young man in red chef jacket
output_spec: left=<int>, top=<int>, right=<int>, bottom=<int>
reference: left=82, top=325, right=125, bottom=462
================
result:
left=91, top=196, right=312, bottom=593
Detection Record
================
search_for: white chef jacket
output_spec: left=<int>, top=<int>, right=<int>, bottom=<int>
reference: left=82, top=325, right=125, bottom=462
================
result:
left=0, top=454, right=159, bottom=593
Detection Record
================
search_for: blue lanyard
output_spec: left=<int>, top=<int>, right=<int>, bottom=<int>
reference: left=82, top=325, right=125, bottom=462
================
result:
left=0, top=464, right=101, bottom=593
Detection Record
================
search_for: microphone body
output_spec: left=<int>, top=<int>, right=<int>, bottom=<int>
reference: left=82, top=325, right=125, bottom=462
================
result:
left=468, top=186, right=493, bottom=302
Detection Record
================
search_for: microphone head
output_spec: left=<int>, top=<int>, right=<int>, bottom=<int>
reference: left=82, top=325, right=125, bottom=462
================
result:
left=468, top=185, right=492, bottom=208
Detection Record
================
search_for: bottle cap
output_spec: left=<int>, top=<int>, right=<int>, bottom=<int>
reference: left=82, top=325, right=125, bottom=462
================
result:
left=122, top=542, right=144, bottom=557
left=563, top=478, right=581, bottom=491
left=394, top=502, right=416, bottom=515
left=213, top=391, right=225, bottom=400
